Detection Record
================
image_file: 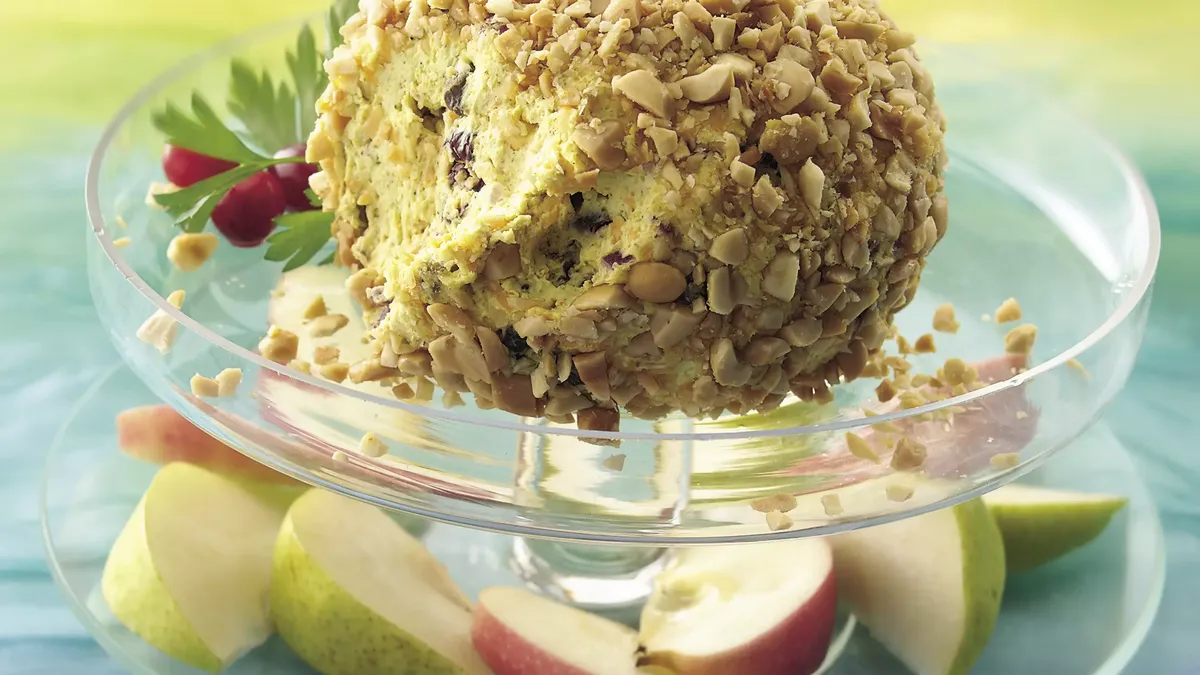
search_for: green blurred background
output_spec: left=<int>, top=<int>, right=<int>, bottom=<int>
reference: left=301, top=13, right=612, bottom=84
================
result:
left=0, top=1, right=1195, bottom=673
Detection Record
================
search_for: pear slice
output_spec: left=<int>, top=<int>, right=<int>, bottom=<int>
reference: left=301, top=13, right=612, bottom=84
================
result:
left=270, top=489, right=488, bottom=675
left=983, top=484, right=1126, bottom=573
left=101, top=462, right=285, bottom=672
left=831, top=498, right=1004, bottom=675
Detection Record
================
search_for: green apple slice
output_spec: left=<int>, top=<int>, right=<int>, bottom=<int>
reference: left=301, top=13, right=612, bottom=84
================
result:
left=983, top=483, right=1126, bottom=573
left=270, top=488, right=488, bottom=675
left=101, top=462, right=286, bottom=672
left=831, top=498, right=1004, bottom=675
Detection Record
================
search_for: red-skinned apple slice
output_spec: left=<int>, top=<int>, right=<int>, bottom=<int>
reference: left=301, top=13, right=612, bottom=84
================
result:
left=638, top=538, right=837, bottom=675
left=472, top=586, right=642, bottom=675
left=117, top=405, right=298, bottom=486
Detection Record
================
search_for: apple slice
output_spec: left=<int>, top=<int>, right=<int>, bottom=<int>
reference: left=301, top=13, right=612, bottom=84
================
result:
left=270, top=488, right=487, bottom=675
left=983, top=483, right=1126, bottom=573
left=831, top=498, right=1004, bottom=675
left=638, top=538, right=837, bottom=675
left=101, top=463, right=286, bottom=672
left=117, top=404, right=298, bottom=486
left=472, top=586, right=641, bottom=675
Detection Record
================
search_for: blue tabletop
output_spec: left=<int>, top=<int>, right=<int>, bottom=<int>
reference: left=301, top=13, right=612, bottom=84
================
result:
left=1, top=3, right=1198, bottom=674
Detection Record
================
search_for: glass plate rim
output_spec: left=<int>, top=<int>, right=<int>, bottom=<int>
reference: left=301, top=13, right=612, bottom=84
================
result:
left=84, top=15, right=1163, bottom=442
left=38, top=364, right=1169, bottom=671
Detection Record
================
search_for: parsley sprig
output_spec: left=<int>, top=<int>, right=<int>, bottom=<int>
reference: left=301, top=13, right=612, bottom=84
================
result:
left=152, top=0, right=356, bottom=270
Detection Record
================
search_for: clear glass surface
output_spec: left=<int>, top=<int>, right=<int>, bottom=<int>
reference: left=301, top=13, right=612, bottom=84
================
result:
left=41, top=364, right=1165, bottom=675
left=85, top=19, right=1160, bottom=542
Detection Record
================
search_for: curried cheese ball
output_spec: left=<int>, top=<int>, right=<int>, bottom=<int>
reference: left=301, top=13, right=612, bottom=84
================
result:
left=308, top=0, right=948, bottom=429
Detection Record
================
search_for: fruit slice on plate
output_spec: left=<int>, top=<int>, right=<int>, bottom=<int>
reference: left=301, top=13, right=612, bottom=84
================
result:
left=831, top=498, right=1004, bottom=675
left=472, top=586, right=643, bottom=675
left=983, top=483, right=1127, bottom=573
left=117, top=404, right=298, bottom=486
left=270, top=488, right=487, bottom=675
left=638, top=538, right=837, bottom=675
left=101, top=462, right=286, bottom=672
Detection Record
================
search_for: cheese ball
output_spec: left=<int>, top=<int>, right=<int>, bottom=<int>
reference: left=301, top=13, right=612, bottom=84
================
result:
left=308, top=0, right=947, bottom=428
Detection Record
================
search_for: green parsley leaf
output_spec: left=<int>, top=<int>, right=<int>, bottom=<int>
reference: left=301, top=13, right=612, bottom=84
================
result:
left=304, top=188, right=323, bottom=209
left=265, top=210, right=336, bottom=272
left=154, top=163, right=269, bottom=232
left=152, top=93, right=267, bottom=163
left=288, top=25, right=326, bottom=140
left=150, top=9, right=343, bottom=264
left=228, top=60, right=300, bottom=154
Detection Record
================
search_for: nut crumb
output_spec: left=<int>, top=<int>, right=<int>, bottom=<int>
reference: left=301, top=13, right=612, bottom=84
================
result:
left=994, top=297, right=1022, bottom=324
left=332, top=450, right=349, bottom=462
left=765, top=510, right=793, bottom=531
left=313, top=345, right=340, bottom=365
left=1015, top=410, right=1029, bottom=420
left=821, top=493, right=843, bottom=517
left=304, top=296, right=328, bottom=321
left=308, top=313, right=350, bottom=338
left=1066, top=358, right=1091, bottom=379
left=319, top=362, right=350, bottom=382
left=751, top=493, right=798, bottom=513
left=913, top=333, right=936, bottom=353
left=981, top=313, right=991, bottom=322
left=885, top=484, right=914, bottom=502
left=1004, top=324, right=1038, bottom=355
left=167, top=232, right=219, bottom=272
left=189, top=374, right=220, bottom=398
left=215, top=368, right=242, bottom=396
left=990, top=452, right=1020, bottom=469
left=113, top=237, right=132, bottom=248
left=890, top=437, right=926, bottom=471
left=359, top=432, right=388, bottom=458
left=259, top=326, right=300, bottom=364
left=602, top=453, right=626, bottom=471
left=845, top=432, right=879, bottom=463
left=875, top=379, right=897, bottom=403
left=932, top=303, right=960, bottom=333
left=136, top=290, right=185, bottom=354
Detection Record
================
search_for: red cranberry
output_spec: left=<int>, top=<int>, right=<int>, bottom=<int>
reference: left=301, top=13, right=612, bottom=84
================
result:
left=211, top=171, right=287, bottom=248
left=162, top=145, right=237, bottom=187
left=271, top=143, right=320, bottom=211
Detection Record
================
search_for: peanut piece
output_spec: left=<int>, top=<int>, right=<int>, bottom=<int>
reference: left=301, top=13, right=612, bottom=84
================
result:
left=709, top=228, right=749, bottom=265
left=573, top=351, right=611, bottom=401
left=764, top=58, right=815, bottom=113
left=190, top=374, right=220, bottom=398
left=573, top=284, right=635, bottom=310
left=307, top=313, right=349, bottom=338
left=613, top=70, right=673, bottom=117
left=573, top=122, right=627, bottom=170
left=626, top=262, right=687, bottom=303
left=762, top=251, right=800, bottom=301
left=258, top=326, right=299, bottom=365
left=679, top=64, right=734, bottom=104
left=994, top=297, right=1022, bottom=324
left=166, top=232, right=218, bottom=273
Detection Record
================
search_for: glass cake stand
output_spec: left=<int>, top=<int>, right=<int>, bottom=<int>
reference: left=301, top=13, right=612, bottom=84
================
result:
left=74, top=13, right=1161, bottom=673
left=42, top=364, right=1165, bottom=675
